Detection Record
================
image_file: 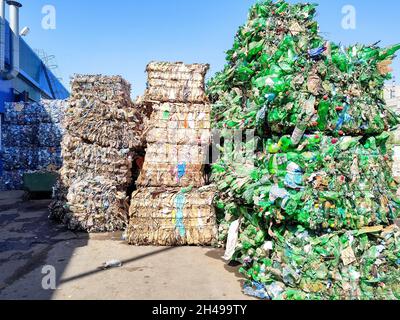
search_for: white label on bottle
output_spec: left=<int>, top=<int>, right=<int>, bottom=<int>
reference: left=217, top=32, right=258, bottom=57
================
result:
left=291, top=126, right=305, bottom=146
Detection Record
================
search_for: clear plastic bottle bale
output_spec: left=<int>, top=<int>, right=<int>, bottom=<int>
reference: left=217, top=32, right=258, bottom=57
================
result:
left=42, top=99, right=68, bottom=124
left=37, top=148, right=62, bottom=171
left=0, top=170, right=24, bottom=191
left=3, top=102, right=40, bottom=125
left=1, top=124, right=38, bottom=148
left=37, top=124, right=63, bottom=147
left=1, top=147, right=38, bottom=170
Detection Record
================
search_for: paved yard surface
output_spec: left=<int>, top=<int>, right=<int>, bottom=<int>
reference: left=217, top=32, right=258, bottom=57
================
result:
left=0, top=191, right=250, bottom=300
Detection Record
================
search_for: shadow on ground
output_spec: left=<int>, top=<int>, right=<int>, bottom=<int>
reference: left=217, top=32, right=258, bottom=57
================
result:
left=0, top=191, right=249, bottom=300
left=204, top=249, right=246, bottom=288
left=0, top=191, right=89, bottom=299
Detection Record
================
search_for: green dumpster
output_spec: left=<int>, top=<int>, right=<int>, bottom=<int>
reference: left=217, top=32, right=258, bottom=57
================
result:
left=23, top=172, right=58, bottom=193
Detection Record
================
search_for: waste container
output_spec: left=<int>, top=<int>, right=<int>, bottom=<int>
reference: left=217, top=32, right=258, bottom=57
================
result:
left=23, top=172, right=58, bottom=193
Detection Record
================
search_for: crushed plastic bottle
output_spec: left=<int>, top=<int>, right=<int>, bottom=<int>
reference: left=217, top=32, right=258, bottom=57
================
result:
left=208, top=0, right=400, bottom=301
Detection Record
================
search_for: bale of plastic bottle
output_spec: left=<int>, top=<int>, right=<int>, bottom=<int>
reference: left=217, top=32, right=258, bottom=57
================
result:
left=128, top=186, right=218, bottom=246
left=59, top=134, right=135, bottom=188
left=0, top=100, right=67, bottom=191
left=128, top=62, right=217, bottom=245
left=136, top=77, right=212, bottom=188
left=145, top=62, right=210, bottom=103
left=50, top=75, right=147, bottom=232
left=208, top=0, right=400, bottom=136
left=64, top=75, right=145, bottom=150
left=239, top=224, right=400, bottom=300
left=208, top=0, right=400, bottom=300
left=52, top=176, right=130, bottom=233
left=213, top=133, right=399, bottom=232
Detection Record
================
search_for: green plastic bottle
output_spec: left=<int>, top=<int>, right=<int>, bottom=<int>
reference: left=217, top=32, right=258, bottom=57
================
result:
left=317, top=100, right=330, bottom=131
left=268, top=155, right=279, bottom=175
left=307, top=134, right=322, bottom=148
left=268, top=143, right=280, bottom=154
left=281, top=36, right=294, bottom=50
left=379, top=44, right=400, bottom=60
left=260, top=53, right=271, bottom=67
left=279, top=136, right=292, bottom=152
left=276, top=2, right=288, bottom=14
left=359, top=47, right=379, bottom=61
left=273, top=78, right=288, bottom=93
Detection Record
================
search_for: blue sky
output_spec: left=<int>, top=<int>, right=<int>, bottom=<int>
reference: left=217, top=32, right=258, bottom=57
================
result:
left=13, top=0, right=400, bottom=97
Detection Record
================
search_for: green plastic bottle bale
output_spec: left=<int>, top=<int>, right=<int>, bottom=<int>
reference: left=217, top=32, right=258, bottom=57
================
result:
left=213, top=133, right=400, bottom=232
left=207, top=0, right=400, bottom=136
left=208, top=0, right=400, bottom=301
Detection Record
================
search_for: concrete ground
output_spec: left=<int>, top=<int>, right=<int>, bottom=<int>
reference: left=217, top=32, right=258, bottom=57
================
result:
left=0, top=191, right=250, bottom=300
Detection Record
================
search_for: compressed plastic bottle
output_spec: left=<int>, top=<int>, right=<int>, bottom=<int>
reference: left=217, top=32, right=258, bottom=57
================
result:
left=279, top=136, right=292, bottom=152
left=268, top=155, right=279, bottom=175
left=291, top=121, right=307, bottom=146
left=359, top=47, right=379, bottom=61
left=273, top=78, right=288, bottom=93
left=317, top=100, right=330, bottom=131
left=379, top=44, right=400, bottom=61
left=276, top=2, right=288, bottom=14
left=268, top=143, right=280, bottom=154
left=291, top=97, right=315, bottom=146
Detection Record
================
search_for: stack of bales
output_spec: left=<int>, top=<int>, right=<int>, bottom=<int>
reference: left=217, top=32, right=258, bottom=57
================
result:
left=49, top=75, right=146, bottom=232
left=208, top=0, right=400, bottom=300
left=0, top=100, right=67, bottom=191
left=128, top=62, right=218, bottom=246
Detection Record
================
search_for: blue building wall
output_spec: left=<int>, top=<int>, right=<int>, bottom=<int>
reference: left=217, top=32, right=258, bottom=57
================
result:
left=0, top=21, right=69, bottom=113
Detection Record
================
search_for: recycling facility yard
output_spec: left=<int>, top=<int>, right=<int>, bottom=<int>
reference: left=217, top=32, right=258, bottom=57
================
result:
left=1, top=0, right=400, bottom=301
left=0, top=191, right=250, bottom=300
